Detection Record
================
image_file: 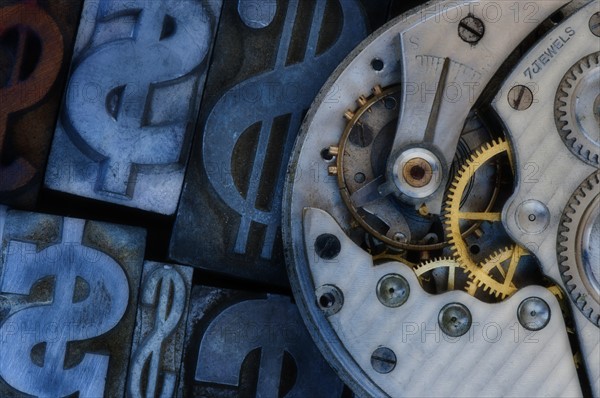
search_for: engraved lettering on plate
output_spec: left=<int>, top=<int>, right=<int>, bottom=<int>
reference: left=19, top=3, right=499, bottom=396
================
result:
left=45, top=0, right=221, bottom=214
left=202, top=0, right=367, bottom=259
left=194, top=295, right=344, bottom=397
left=0, top=218, right=128, bottom=397
left=127, top=262, right=193, bottom=398
left=0, top=2, right=63, bottom=191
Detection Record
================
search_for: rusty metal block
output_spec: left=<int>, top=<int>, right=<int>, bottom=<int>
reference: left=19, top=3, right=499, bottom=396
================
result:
left=44, top=0, right=223, bottom=215
left=179, top=286, right=346, bottom=397
left=0, top=0, right=82, bottom=208
left=170, top=0, right=372, bottom=285
left=127, top=261, right=193, bottom=398
left=0, top=210, right=145, bottom=397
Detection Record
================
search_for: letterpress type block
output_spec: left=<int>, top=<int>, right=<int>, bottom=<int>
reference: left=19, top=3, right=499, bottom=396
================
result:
left=171, top=0, right=370, bottom=285
left=0, top=210, right=145, bottom=397
left=127, top=261, right=193, bottom=398
left=45, top=0, right=222, bottom=214
left=179, top=287, right=346, bottom=397
left=0, top=0, right=82, bottom=207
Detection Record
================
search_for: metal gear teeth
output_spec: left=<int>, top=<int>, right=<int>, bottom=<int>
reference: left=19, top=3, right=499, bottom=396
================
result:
left=557, top=171, right=600, bottom=325
left=555, top=52, right=600, bottom=166
left=466, top=247, right=517, bottom=299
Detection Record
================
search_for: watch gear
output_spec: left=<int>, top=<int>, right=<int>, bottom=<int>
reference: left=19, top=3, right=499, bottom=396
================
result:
left=445, top=138, right=526, bottom=299
left=465, top=246, right=523, bottom=299
left=555, top=51, right=600, bottom=167
left=557, top=170, right=600, bottom=326
left=413, top=257, right=465, bottom=292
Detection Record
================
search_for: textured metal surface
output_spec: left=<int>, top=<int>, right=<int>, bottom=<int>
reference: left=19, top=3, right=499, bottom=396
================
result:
left=0, top=210, right=145, bottom=397
left=179, top=286, right=346, bottom=397
left=127, top=261, right=193, bottom=398
left=45, top=0, right=222, bottom=215
left=0, top=0, right=81, bottom=208
left=494, top=3, right=600, bottom=395
left=300, top=208, right=582, bottom=397
left=170, top=0, right=370, bottom=285
left=384, top=0, right=567, bottom=214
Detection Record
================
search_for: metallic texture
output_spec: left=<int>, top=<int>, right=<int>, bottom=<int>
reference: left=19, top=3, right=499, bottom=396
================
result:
left=555, top=51, right=600, bottom=167
left=170, top=0, right=369, bottom=285
left=517, top=297, right=551, bottom=331
left=45, top=0, right=222, bottom=215
left=558, top=170, right=600, bottom=326
left=332, top=83, right=499, bottom=252
left=0, top=0, right=81, bottom=207
left=494, top=3, right=599, bottom=393
left=127, top=262, right=193, bottom=398
left=294, top=208, right=581, bottom=397
left=385, top=1, right=565, bottom=214
left=438, top=303, right=472, bottom=337
left=376, top=274, right=409, bottom=308
left=0, top=210, right=145, bottom=397
left=179, top=287, right=345, bottom=397
left=370, top=347, right=396, bottom=374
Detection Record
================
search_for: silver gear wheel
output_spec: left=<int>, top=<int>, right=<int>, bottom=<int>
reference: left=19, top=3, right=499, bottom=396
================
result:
left=557, top=170, right=600, bottom=326
left=555, top=52, right=600, bottom=167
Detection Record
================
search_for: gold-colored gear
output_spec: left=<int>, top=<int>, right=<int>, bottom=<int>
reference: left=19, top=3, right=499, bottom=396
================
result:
left=413, top=257, right=463, bottom=291
left=465, top=246, right=523, bottom=298
left=445, top=138, right=526, bottom=299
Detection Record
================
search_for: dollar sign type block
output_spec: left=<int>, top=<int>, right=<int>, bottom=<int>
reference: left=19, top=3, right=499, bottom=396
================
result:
left=170, top=0, right=370, bottom=286
left=127, top=261, right=193, bottom=398
left=179, top=287, right=346, bottom=397
left=0, top=0, right=82, bottom=208
left=44, top=0, right=223, bottom=215
left=0, top=210, right=145, bottom=397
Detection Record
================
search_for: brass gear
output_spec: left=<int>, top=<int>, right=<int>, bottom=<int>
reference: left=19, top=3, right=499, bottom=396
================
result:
left=413, top=257, right=464, bottom=291
left=445, top=138, right=526, bottom=299
left=464, top=246, right=523, bottom=298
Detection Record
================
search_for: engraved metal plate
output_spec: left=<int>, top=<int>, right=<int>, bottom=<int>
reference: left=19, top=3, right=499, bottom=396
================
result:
left=179, top=287, right=346, bottom=397
left=170, top=0, right=370, bottom=285
left=45, top=0, right=222, bottom=215
left=127, top=261, right=193, bottom=398
left=0, top=210, right=145, bottom=397
left=0, top=0, right=82, bottom=208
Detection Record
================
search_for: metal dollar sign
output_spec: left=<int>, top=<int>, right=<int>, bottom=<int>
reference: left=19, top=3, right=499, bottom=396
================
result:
left=203, top=0, right=366, bottom=259
left=128, top=266, right=186, bottom=398
left=0, top=2, right=63, bottom=191
left=194, top=296, right=344, bottom=397
left=0, top=218, right=129, bottom=397
left=63, top=0, right=210, bottom=197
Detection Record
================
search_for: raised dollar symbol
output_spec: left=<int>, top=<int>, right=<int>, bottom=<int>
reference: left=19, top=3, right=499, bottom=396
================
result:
left=0, top=2, right=63, bottom=191
left=0, top=218, right=129, bottom=397
left=128, top=266, right=186, bottom=398
left=203, top=0, right=366, bottom=259
left=64, top=0, right=210, bottom=197
left=195, top=296, right=344, bottom=397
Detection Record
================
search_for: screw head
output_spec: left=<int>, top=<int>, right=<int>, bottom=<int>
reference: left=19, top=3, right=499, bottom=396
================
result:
left=518, top=297, right=551, bottom=331
left=371, top=346, right=396, bottom=374
left=515, top=200, right=550, bottom=234
left=508, top=85, right=534, bottom=111
left=314, top=233, right=341, bottom=260
left=590, top=12, right=600, bottom=37
left=316, top=285, right=344, bottom=316
left=377, top=274, right=410, bottom=308
left=438, top=303, right=472, bottom=337
left=458, top=15, right=485, bottom=44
